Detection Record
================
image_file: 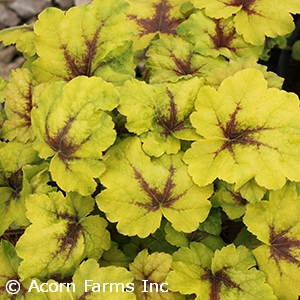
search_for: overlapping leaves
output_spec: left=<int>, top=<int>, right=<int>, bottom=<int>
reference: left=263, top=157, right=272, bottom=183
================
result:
left=184, top=68, right=300, bottom=190
left=16, top=191, right=110, bottom=279
left=32, top=0, right=134, bottom=86
left=31, top=76, right=118, bottom=195
left=97, top=137, right=212, bottom=238
left=167, top=243, right=276, bottom=299
left=244, top=182, right=300, bottom=300
left=118, top=77, right=203, bottom=157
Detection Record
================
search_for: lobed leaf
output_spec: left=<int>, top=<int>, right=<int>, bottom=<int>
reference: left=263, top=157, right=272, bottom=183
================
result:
left=118, top=77, right=204, bottom=157
left=16, top=191, right=110, bottom=280
left=31, top=76, right=118, bottom=195
left=244, top=182, right=300, bottom=300
left=32, top=0, right=134, bottom=86
left=167, top=243, right=276, bottom=299
left=191, top=0, right=300, bottom=45
left=177, top=9, right=263, bottom=58
left=2, top=69, right=37, bottom=143
left=146, top=36, right=227, bottom=83
left=126, top=0, right=186, bottom=51
left=97, top=137, right=212, bottom=238
left=184, top=68, right=300, bottom=190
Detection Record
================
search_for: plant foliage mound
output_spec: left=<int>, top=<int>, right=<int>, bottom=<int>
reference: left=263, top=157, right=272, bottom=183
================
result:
left=0, top=0, right=300, bottom=299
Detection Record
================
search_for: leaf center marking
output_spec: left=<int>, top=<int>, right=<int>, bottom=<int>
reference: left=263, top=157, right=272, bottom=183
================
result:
left=230, top=0, right=257, bottom=14
left=156, top=88, right=185, bottom=137
left=201, top=267, right=242, bottom=299
left=132, top=164, right=186, bottom=211
left=214, top=104, right=274, bottom=157
left=269, top=226, right=300, bottom=273
left=171, top=52, right=201, bottom=76
left=128, top=0, right=183, bottom=36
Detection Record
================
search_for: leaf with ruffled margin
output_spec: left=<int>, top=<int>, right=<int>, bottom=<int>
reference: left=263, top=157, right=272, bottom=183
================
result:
left=118, top=77, right=204, bottom=157
left=244, top=182, right=300, bottom=300
left=31, top=76, right=118, bottom=195
left=177, top=9, right=262, bottom=59
left=0, top=24, right=36, bottom=57
left=126, top=0, right=186, bottom=51
left=32, top=0, right=134, bottom=86
left=184, top=68, right=300, bottom=190
left=146, top=36, right=227, bottom=83
left=167, top=243, right=276, bottom=299
left=191, top=0, right=300, bottom=45
left=129, top=249, right=184, bottom=299
left=97, top=137, right=212, bottom=238
left=16, top=191, right=110, bottom=280
left=2, top=69, right=37, bottom=143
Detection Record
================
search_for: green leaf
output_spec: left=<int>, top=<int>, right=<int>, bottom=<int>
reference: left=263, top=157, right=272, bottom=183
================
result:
left=292, top=40, right=300, bottom=61
left=97, top=137, right=212, bottom=238
left=244, top=181, right=300, bottom=300
left=167, top=243, right=276, bottom=299
left=118, top=77, right=204, bottom=157
left=32, top=0, right=134, bottom=85
left=31, top=76, right=118, bottom=195
left=129, top=249, right=184, bottom=299
left=16, top=191, right=110, bottom=279
left=184, top=68, right=300, bottom=190
left=146, top=36, right=227, bottom=83
left=192, top=0, right=300, bottom=45
left=0, top=24, right=36, bottom=57
left=177, top=10, right=263, bottom=58
left=100, top=242, right=131, bottom=268
left=71, top=259, right=135, bottom=300
left=2, top=69, right=37, bottom=142
left=0, top=78, right=7, bottom=103
left=126, top=0, right=186, bottom=51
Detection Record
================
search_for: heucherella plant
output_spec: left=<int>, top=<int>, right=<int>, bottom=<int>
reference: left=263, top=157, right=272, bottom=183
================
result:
left=0, top=0, right=300, bottom=299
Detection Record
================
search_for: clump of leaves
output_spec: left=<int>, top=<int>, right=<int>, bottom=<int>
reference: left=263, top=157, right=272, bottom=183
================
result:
left=0, top=0, right=300, bottom=299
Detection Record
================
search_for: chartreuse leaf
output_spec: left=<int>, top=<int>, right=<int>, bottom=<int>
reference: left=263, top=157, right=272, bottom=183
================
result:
left=16, top=191, right=110, bottom=279
left=192, top=0, right=299, bottom=45
left=204, top=57, right=284, bottom=89
left=177, top=10, right=262, bottom=59
left=97, top=137, right=212, bottom=238
left=32, top=0, right=134, bottom=86
left=167, top=243, right=276, bottom=299
left=244, top=182, right=300, bottom=300
left=0, top=78, right=7, bottom=103
left=129, top=249, right=184, bottom=299
left=31, top=76, right=118, bottom=195
left=0, top=24, right=36, bottom=57
left=146, top=36, right=227, bottom=83
left=100, top=242, right=131, bottom=268
left=184, top=68, right=300, bottom=190
left=69, top=259, right=135, bottom=300
left=126, top=0, right=186, bottom=51
left=2, top=69, right=37, bottom=142
left=0, top=141, right=48, bottom=236
left=118, top=77, right=204, bottom=157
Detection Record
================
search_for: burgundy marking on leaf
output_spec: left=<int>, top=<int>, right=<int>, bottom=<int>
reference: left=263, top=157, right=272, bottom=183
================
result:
left=269, top=226, right=300, bottom=273
left=230, top=0, right=257, bottom=15
left=55, top=211, right=82, bottom=260
left=128, top=0, right=183, bottom=36
left=61, top=26, right=108, bottom=80
left=214, top=104, right=275, bottom=158
left=11, top=82, right=33, bottom=127
left=5, top=169, right=23, bottom=204
left=132, top=164, right=187, bottom=212
left=45, top=113, right=91, bottom=164
left=226, top=188, right=247, bottom=206
left=201, top=267, right=242, bottom=299
left=171, top=52, right=202, bottom=76
left=156, top=88, right=186, bottom=137
left=209, top=19, right=236, bottom=50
